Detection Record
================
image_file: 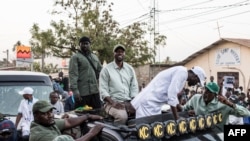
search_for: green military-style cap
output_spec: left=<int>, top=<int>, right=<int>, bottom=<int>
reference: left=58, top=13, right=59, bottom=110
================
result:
left=206, top=82, right=220, bottom=94
left=32, top=100, right=55, bottom=113
left=113, top=44, right=126, bottom=52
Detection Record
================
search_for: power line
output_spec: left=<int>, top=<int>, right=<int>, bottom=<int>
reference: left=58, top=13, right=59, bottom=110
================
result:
left=136, top=0, right=149, bottom=11
left=118, top=1, right=250, bottom=30
left=180, top=0, right=214, bottom=8
left=160, top=1, right=250, bottom=24
left=119, top=15, right=150, bottom=29
left=118, top=13, right=149, bottom=27
left=119, top=0, right=213, bottom=26
left=160, top=2, right=250, bottom=12
left=169, top=10, right=250, bottom=30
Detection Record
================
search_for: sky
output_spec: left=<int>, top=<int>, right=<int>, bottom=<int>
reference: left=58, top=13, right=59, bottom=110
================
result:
left=1, top=0, right=250, bottom=64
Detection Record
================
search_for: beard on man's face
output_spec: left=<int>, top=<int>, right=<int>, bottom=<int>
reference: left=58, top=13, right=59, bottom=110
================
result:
left=41, top=120, right=56, bottom=127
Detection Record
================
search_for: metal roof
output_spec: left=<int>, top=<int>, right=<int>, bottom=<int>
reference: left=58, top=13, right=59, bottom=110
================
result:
left=175, top=38, right=250, bottom=65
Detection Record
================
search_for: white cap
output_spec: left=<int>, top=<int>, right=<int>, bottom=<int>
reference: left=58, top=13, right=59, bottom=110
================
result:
left=19, top=87, right=34, bottom=95
left=191, top=66, right=206, bottom=87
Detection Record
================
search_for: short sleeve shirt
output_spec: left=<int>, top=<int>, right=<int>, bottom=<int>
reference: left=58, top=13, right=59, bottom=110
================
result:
left=17, top=97, right=38, bottom=127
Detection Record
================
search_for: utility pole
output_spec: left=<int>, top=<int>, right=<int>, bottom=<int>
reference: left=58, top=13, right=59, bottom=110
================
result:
left=149, top=0, right=159, bottom=79
left=3, top=49, right=9, bottom=67
left=149, top=0, right=159, bottom=64
left=6, top=49, right=8, bottom=67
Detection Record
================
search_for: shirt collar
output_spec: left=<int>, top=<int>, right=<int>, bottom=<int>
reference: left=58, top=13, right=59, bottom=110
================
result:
left=112, top=61, right=123, bottom=69
left=203, top=96, right=218, bottom=105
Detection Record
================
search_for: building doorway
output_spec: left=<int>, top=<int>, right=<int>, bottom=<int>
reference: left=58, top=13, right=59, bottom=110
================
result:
left=217, top=72, right=239, bottom=94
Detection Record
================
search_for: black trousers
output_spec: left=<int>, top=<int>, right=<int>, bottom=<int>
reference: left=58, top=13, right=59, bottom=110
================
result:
left=75, top=93, right=102, bottom=109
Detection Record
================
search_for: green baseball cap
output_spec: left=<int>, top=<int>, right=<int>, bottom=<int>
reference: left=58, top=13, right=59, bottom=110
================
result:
left=32, top=100, right=55, bottom=113
left=52, top=135, right=74, bottom=141
left=113, top=44, right=126, bottom=52
left=205, top=82, right=220, bottom=94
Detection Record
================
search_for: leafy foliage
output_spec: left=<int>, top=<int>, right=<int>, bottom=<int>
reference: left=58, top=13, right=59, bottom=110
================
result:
left=33, top=62, right=59, bottom=74
left=29, top=0, right=167, bottom=68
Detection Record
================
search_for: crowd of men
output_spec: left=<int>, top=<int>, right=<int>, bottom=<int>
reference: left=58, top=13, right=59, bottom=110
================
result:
left=1, top=36, right=250, bottom=141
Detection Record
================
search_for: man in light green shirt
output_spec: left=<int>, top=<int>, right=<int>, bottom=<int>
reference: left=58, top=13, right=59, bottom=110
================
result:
left=179, top=82, right=250, bottom=131
left=99, top=44, right=139, bottom=125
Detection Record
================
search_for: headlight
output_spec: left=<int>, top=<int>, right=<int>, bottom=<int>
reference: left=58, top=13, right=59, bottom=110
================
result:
left=187, top=117, right=197, bottom=133
left=164, top=120, right=176, bottom=137
left=205, top=114, right=213, bottom=128
left=176, top=119, right=187, bottom=134
left=217, top=112, right=223, bottom=123
left=212, top=113, right=218, bottom=125
left=197, top=115, right=205, bottom=130
left=137, top=124, right=151, bottom=140
left=151, top=122, right=164, bottom=139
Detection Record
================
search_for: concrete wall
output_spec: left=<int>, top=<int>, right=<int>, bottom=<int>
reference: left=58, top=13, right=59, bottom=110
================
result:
left=185, top=42, right=250, bottom=92
left=134, top=64, right=170, bottom=87
left=134, top=41, right=250, bottom=93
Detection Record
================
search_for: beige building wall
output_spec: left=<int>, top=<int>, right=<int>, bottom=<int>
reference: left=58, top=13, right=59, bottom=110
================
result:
left=185, top=42, right=250, bottom=92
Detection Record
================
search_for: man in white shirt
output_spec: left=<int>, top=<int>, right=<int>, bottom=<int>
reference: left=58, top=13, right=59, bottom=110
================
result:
left=49, top=91, right=65, bottom=115
left=15, top=87, right=38, bottom=141
left=131, top=66, right=206, bottom=120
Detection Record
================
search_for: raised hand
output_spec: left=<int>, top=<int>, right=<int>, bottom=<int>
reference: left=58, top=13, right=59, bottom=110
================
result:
left=217, top=95, right=227, bottom=104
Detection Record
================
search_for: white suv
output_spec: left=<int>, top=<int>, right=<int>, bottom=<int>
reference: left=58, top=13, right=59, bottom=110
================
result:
left=0, top=70, right=53, bottom=124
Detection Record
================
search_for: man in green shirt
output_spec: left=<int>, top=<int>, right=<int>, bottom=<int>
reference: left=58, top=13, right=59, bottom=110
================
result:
left=29, top=100, right=103, bottom=141
left=99, top=44, right=139, bottom=125
left=179, top=82, right=250, bottom=131
left=69, top=36, right=103, bottom=109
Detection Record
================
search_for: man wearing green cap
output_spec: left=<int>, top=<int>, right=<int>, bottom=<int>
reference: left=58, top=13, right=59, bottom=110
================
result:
left=99, top=44, right=139, bottom=125
left=29, top=100, right=104, bottom=141
left=178, top=82, right=250, bottom=131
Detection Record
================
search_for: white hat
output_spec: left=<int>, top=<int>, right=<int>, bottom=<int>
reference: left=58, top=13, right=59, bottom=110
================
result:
left=191, top=66, right=206, bottom=87
left=19, top=87, right=34, bottom=95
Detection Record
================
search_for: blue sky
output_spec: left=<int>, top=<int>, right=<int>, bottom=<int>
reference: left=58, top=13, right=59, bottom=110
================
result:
left=1, top=0, right=250, bottom=63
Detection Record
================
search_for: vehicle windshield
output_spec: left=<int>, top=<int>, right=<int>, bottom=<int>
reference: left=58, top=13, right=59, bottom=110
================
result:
left=0, top=85, right=53, bottom=115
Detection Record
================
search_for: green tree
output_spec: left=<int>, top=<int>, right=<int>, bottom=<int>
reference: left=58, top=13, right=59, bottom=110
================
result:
left=12, top=41, right=22, bottom=52
left=29, top=0, right=167, bottom=67
left=30, top=24, right=56, bottom=72
left=33, top=62, right=59, bottom=74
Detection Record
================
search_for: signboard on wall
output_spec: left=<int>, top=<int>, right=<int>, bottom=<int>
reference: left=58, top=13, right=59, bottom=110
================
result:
left=16, top=46, right=31, bottom=58
left=16, top=61, right=31, bottom=68
left=215, top=47, right=240, bottom=65
left=223, top=76, right=235, bottom=88
left=16, top=46, right=33, bottom=67
left=217, top=72, right=239, bottom=96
